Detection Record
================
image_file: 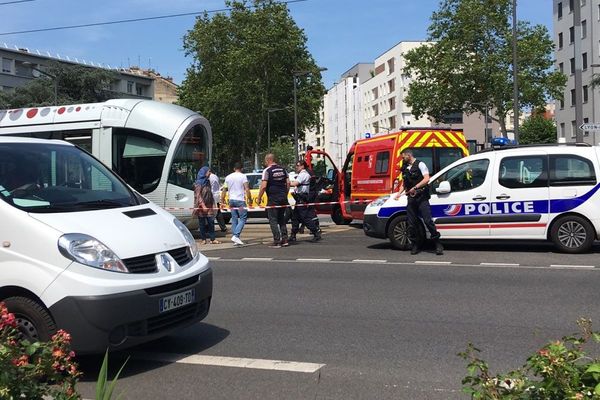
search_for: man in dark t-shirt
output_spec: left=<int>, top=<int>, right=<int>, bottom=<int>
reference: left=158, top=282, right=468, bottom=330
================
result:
left=258, top=153, right=290, bottom=248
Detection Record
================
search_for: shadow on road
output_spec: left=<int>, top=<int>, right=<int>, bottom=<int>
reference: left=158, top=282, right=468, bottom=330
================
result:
left=367, top=239, right=600, bottom=254
left=77, top=322, right=230, bottom=382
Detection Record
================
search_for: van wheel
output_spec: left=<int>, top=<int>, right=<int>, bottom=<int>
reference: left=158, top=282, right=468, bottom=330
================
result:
left=550, top=215, right=595, bottom=254
left=332, top=207, right=352, bottom=225
left=4, top=297, right=56, bottom=342
left=387, top=215, right=424, bottom=250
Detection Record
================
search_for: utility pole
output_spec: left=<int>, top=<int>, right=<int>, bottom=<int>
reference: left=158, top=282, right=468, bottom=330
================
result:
left=574, top=0, right=584, bottom=143
left=512, top=0, right=520, bottom=142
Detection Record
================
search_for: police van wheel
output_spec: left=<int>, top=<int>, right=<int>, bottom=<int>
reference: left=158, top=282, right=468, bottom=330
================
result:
left=550, top=215, right=595, bottom=254
left=388, top=215, right=422, bottom=250
left=4, top=297, right=56, bottom=342
left=332, top=207, right=352, bottom=225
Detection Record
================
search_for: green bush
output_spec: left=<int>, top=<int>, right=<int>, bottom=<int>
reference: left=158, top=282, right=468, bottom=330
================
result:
left=460, top=318, right=600, bottom=399
left=0, top=302, right=80, bottom=399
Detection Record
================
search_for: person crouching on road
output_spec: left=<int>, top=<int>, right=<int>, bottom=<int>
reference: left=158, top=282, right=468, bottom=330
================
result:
left=223, top=162, right=252, bottom=246
left=257, top=153, right=290, bottom=248
left=194, top=166, right=221, bottom=245
left=392, top=149, right=443, bottom=255
left=290, top=160, right=322, bottom=242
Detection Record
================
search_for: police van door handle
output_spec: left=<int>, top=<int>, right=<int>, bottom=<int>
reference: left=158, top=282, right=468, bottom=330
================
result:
left=472, top=195, right=487, bottom=201
left=496, top=194, right=510, bottom=200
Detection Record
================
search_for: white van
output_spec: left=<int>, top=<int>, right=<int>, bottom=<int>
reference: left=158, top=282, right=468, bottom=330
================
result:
left=0, top=137, right=212, bottom=353
left=363, top=144, right=600, bottom=253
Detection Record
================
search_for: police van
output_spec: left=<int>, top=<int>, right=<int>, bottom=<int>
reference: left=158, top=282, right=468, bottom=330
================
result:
left=363, top=144, right=600, bottom=253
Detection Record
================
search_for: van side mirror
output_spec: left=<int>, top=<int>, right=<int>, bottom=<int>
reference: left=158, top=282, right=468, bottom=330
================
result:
left=436, top=181, right=451, bottom=194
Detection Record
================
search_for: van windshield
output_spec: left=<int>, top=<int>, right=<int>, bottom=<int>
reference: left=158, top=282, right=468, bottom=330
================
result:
left=0, top=142, right=139, bottom=213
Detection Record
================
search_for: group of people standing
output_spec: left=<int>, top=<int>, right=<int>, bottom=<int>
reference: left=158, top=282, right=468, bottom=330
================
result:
left=193, top=153, right=322, bottom=248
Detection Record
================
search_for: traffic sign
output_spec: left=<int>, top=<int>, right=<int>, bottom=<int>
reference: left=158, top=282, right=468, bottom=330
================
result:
left=579, top=123, right=600, bottom=131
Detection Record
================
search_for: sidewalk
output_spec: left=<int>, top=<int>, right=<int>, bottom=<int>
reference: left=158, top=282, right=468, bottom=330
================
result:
left=195, top=221, right=354, bottom=251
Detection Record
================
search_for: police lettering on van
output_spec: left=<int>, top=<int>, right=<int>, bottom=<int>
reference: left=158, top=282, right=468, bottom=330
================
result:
left=363, top=144, right=600, bottom=254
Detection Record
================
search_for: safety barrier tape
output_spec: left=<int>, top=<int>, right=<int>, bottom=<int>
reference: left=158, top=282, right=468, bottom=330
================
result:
left=163, top=198, right=376, bottom=212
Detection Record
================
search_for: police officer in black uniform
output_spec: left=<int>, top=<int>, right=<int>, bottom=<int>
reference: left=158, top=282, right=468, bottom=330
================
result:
left=393, top=148, right=443, bottom=255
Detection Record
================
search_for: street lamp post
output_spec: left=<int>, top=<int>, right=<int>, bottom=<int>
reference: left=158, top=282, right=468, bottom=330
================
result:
left=293, top=67, right=327, bottom=161
left=267, top=107, right=287, bottom=150
left=23, top=62, right=57, bottom=105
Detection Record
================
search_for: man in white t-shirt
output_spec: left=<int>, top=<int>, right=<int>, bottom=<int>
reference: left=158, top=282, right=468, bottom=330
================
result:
left=222, top=162, right=252, bottom=245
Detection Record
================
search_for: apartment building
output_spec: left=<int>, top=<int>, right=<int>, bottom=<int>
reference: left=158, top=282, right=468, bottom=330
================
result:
left=0, top=44, right=154, bottom=100
left=553, top=0, right=600, bottom=143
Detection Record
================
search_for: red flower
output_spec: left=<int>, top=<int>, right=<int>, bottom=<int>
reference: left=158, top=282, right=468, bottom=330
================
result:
left=538, top=349, right=550, bottom=357
left=11, top=355, right=29, bottom=367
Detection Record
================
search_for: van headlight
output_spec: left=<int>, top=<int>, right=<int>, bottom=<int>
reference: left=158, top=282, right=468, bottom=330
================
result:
left=58, top=233, right=128, bottom=273
left=173, top=218, right=199, bottom=259
left=369, top=195, right=390, bottom=208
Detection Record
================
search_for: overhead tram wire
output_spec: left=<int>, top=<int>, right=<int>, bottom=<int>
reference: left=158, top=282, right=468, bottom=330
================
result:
left=0, top=0, right=307, bottom=36
left=0, top=0, right=35, bottom=5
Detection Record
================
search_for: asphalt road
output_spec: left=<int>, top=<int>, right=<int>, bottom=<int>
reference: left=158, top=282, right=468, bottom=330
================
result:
left=75, top=225, right=600, bottom=399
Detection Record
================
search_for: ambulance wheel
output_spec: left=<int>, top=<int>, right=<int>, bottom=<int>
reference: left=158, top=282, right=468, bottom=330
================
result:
left=387, top=215, right=424, bottom=250
left=550, top=215, right=595, bottom=254
left=3, top=297, right=56, bottom=342
left=332, top=207, right=351, bottom=225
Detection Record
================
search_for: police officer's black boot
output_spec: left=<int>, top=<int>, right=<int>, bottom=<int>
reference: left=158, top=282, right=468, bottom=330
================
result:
left=434, top=238, right=444, bottom=255
left=410, top=243, right=420, bottom=255
left=311, top=230, right=322, bottom=242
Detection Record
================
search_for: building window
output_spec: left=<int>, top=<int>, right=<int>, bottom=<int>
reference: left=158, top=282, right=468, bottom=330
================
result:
left=560, top=122, right=566, bottom=138
left=569, top=26, right=575, bottom=43
left=558, top=1, right=563, bottom=18
left=571, top=120, right=576, bottom=138
left=571, top=88, right=576, bottom=106
left=582, top=20, right=587, bottom=39
left=388, top=79, right=395, bottom=93
left=559, top=62, right=564, bottom=73
left=389, top=97, right=396, bottom=111
left=570, top=57, right=575, bottom=74
left=136, top=85, right=143, bottom=96
left=569, top=0, right=574, bottom=12
left=558, top=32, right=564, bottom=49
left=2, top=58, right=13, bottom=74
left=389, top=116, right=396, bottom=130
left=583, top=85, right=588, bottom=102
left=583, top=52, right=588, bottom=70
left=560, top=98, right=565, bottom=109
left=580, top=0, right=586, bottom=6
left=372, top=87, right=378, bottom=99
left=387, top=58, right=395, bottom=74
left=127, top=81, right=134, bottom=93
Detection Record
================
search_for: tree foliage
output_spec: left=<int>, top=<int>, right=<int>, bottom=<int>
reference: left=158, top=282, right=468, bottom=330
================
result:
left=519, top=113, right=557, bottom=144
left=179, top=0, right=324, bottom=169
left=403, top=0, right=566, bottom=137
left=0, top=61, right=118, bottom=109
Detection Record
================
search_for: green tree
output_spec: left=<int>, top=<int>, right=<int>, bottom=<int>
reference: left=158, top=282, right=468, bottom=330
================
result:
left=403, top=0, right=567, bottom=137
left=179, top=0, right=324, bottom=169
left=0, top=61, right=118, bottom=109
left=519, top=113, right=557, bottom=144
left=261, top=136, right=295, bottom=170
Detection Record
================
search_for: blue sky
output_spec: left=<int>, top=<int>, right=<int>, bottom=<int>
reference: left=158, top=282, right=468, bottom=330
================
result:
left=0, top=0, right=553, bottom=88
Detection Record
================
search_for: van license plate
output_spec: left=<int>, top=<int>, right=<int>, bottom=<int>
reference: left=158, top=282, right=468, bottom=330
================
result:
left=159, top=289, right=196, bottom=313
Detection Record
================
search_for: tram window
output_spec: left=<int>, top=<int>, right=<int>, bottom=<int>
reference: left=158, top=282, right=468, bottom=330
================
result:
left=167, top=124, right=209, bottom=190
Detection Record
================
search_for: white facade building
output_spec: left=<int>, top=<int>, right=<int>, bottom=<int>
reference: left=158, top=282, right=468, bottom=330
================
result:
left=362, top=42, right=432, bottom=134
left=553, top=0, right=600, bottom=143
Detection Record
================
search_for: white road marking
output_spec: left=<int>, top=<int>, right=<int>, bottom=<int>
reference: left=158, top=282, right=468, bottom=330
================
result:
left=296, top=258, right=331, bottom=262
left=241, top=257, right=273, bottom=261
left=480, top=262, right=520, bottom=266
left=550, top=264, right=595, bottom=269
left=133, top=352, right=325, bottom=373
left=210, top=258, right=600, bottom=272
left=352, top=259, right=387, bottom=263
left=207, top=257, right=221, bottom=260
left=415, top=261, right=452, bottom=265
